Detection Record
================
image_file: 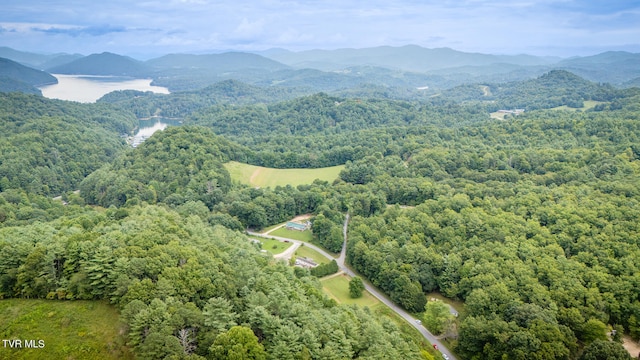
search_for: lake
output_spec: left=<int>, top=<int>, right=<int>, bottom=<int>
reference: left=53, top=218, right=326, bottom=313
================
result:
left=39, top=74, right=176, bottom=146
left=132, top=118, right=183, bottom=147
left=39, top=74, right=170, bottom=103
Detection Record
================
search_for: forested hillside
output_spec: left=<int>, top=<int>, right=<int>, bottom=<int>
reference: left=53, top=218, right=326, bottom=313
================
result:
left=0, top=205, right=423, bottom=359
left=1, top=65, right=639, bottom=360
left=442, top=70, right=621, bottom=110
left=0, top=57, right=57, bottom=94
left=0, top=93, right=136, bottom=196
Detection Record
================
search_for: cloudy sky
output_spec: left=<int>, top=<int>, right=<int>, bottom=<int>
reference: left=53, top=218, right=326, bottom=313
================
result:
left=1, top=0, right=639, bottom=58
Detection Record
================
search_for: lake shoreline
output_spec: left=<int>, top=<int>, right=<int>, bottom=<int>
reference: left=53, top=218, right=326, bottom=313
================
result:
left=38, top=74, right=169, bottom=103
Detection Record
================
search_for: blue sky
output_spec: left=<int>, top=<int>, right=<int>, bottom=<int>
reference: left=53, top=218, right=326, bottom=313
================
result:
left=1, top=0, right=639, bottom=58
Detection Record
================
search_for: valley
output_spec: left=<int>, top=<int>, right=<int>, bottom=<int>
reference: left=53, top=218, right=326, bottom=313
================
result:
left=1, top=44, right=640, bottom=360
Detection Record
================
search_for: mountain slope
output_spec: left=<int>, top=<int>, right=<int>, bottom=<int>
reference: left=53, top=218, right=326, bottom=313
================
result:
left=146, top=52, right=289, bottom=72
left=557, top=51, right=640, bottom=84
left=442, top=70, right=618, bottom=110
left=0, top=57, right=57, bottom=86
left=47, top=52, right=150, bottom=76
left=0, top=57, right=57, bottom=94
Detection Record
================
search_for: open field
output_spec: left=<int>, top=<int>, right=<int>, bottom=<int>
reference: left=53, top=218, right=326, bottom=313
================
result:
left=0, top=299, right=133, bottom=360
left=256, top=237, right=293, bottom=255
left=425, top=292, right=466, bottom=315
left=224, top=161, right=344, bottom=188
left=320, top=275, right=441, bottom=358
left=551, top=100, right=606, bottom=111
left=294, top=245, right=331, bottom=264
left=271, top=227, right=314, bottom=242
left=321, top=274, right=379, bottom=307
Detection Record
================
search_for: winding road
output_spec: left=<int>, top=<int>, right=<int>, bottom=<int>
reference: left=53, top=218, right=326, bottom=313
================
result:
left=247, top=215, right=457, bottom=360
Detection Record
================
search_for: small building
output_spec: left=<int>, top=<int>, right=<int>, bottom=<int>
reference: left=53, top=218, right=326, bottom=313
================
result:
left=285, top=221, right=309, bottom=231
left=294, top=257, right=318, bottom=268
left=497, top=109, right=525, bottom=115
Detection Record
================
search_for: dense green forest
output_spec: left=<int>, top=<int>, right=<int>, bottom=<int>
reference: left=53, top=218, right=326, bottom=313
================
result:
left=0, top=93, right=136, bottom=196
left=1, top=69, right=639, bottom=359
left=1, top=205, right=422, bottom=359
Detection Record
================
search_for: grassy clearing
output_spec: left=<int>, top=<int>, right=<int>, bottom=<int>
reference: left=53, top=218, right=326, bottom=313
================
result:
left=224, top=161, right=344, bottom=188
left=0, top=299, right=133, bottom=360
left=490, top=111, right=507, bottom=120
left=425, top=292, right=466, bottom=315
left=321, top=274, right=379, bottom=307
left=551, top=100, right=606, bottom=111
left=294, top=245, right=331, bottom=264
left=257, top=237, right=293, bottom=255
left=271, top=227, right=314, bottom=242
left=320, top=275, right=441, bottom=357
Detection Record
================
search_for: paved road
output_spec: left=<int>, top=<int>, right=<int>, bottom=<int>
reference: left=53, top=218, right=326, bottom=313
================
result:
left=273, top=241, right=300, bottom=261
left=335, top=214, right=457, bottom=360
left=248, top=216, right=458, bottom=360
left=246, top=231, right=336, bottom=261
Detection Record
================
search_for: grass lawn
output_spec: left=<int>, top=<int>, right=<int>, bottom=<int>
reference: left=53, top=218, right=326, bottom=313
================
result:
left=257, top=237, right=293, bottom=255
left=321, top=274, right=379, bottom=307
left=320, top=275, right=442, bottom=358
left=0, top=299, right=133, bottom=360
left=425, top=292, right=466, bottom=315
left=551, top=100, right=606, bottom=111
left=319, top=273, right=448, bottom=358
left=224, top=161, right=344, bottom=188
left=270, top=227, right=314, bottom=242
left=294, top=245, right=331, bottom=264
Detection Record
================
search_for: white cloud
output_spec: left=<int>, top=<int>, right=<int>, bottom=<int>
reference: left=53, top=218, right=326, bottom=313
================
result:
left=1, top=0, right=638, bottom=56
left=234, top=18, right=265, bottom=39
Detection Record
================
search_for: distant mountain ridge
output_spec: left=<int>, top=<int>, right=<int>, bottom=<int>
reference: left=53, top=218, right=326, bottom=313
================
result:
left=556, top=51, right=640, bottom=84
left=261, top=45, right=560, bottom=72
left=47, top=52, right=150, bottom=76
left=146, top=52, right=289, bottom=72
left=1, top=46, right=639, bottom=95
left=0, top=46, right=82, bottom=69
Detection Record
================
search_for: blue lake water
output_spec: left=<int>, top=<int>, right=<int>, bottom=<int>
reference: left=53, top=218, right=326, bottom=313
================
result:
left=39, top=74, right=169, bottom=103
left=132, top=118, right=183, bottom=147
left=39, top=74, right=177, bottom=146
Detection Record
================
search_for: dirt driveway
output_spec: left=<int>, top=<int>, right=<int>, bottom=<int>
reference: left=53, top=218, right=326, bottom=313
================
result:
left=623, top=336, right=640, bottom=358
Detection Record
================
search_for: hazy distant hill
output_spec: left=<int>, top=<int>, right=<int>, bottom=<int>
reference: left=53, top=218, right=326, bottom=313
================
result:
left=262, top=45, right=558, bottom=72
left=146, top=52, right=289, bottom=72
left=47, top=52, right=150, bottom=76
left=622, top=77, right=640, bottom=88
left=0, top=57, right=57, bottom=94
left=38, top=54, right=85, bottom=70
left=557, top=51, right=640, bottom=85
left=0, top=46, right=82, bottom=69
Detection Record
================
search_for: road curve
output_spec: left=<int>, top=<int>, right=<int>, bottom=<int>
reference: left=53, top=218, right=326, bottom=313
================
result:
left=247, top=217, right=457, bottom=360
left=246, top=231, right=336, bottom=262
left=336, top=214, right=457, bottom=360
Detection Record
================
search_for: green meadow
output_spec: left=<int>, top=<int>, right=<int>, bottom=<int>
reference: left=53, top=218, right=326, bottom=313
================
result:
left=321, top=274, right=379, bottom=307
left=224, top=161, right=344, bottom=188
left=294, top=245, right=332, bottom=265
left=320, top=275, right=441, bottom=357
left=257, top=237, right=293, bottom=255
left=271, top=227, right=314, bottom=242
left=0, top=299, right=133, bottom=360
